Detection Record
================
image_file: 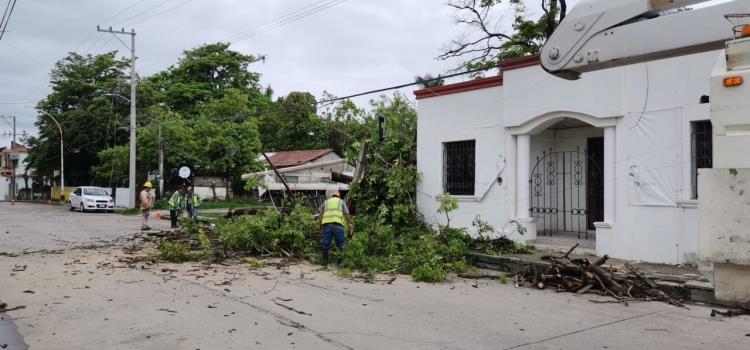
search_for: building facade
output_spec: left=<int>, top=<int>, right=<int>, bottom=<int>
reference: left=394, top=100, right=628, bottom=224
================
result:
left=415, top=51, right=722, bottom=265
left=244, top=149, right=354, bottom=198
left=0, top=143, right=30, bottom=201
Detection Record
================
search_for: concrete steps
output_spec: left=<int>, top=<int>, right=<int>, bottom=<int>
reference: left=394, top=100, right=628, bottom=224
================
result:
left=527, top=233, right=596, bottom=255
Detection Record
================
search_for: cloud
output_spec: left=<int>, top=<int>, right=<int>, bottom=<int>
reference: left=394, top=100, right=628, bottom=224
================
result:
left=0, top=0, right=552, bottom=141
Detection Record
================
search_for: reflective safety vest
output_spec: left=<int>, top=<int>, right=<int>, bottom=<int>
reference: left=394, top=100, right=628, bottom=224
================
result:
left=321, top=197, right=345, bottom=226
left=168, top=192, right=184, bottom=209
left=191, top=194, right=200, bottom=207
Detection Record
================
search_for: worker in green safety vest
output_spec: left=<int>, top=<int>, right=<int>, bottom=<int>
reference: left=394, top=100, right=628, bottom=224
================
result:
left=168, top=188, right=186, bottom=228
left=318, top=191, right=352, bottom=266
left=186, top=186, right=201, bottom=220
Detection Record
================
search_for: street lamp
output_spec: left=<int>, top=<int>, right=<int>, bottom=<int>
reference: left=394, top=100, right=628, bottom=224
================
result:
left=36, top=109, right=64, bottom=203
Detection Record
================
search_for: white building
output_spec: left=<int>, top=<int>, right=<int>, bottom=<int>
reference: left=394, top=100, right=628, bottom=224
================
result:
left=415, top=51, right=721, bottom=265
left=243, top=149, right=353, bottom=198
left=0, top=143, right=31, bottom=201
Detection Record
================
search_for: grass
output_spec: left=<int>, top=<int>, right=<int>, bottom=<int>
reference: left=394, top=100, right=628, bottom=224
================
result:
left=120, top=196, right=262, bottom=216
left=241, top=257, right=263, bottom=269
left=199, top=197, right=262, bottom=209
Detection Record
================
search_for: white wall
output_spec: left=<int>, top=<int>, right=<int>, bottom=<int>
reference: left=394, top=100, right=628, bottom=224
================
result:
left=195, top=186, right=227, bottom=201
left=114, top=188, right=129, bottom=208
left=416, top=86, right=518, bottom=238
left=416, top=50, right=722, bottom=264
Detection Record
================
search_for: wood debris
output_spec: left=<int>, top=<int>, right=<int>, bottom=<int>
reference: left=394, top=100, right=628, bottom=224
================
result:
left=514, top=244, right=686, bottom=307
left=711, top=305, right=750, bottom=318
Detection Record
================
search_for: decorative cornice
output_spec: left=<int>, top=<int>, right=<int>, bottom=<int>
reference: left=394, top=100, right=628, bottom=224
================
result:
left=414, top=76, right=503, bottom=100
left=414, top=54, right=542, bottom=100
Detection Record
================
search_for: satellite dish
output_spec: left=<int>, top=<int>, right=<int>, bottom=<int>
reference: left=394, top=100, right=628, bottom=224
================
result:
left=178, top=166, right=191, bottom=179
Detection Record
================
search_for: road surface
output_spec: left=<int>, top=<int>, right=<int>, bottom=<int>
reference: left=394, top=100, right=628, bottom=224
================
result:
left=1, top=203, right=748, bottom=349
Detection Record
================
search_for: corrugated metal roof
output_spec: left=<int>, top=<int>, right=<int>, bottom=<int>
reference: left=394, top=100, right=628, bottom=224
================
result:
left=268, top=149, right=334, bottom=168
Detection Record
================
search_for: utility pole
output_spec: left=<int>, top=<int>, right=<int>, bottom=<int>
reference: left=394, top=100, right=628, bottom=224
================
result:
left=2, top=115, right=17, bottom=203
left=11, top=115, right=15, bottom=203
left=98, top=26, right=137, bottom=208
left=158, top=124, right=164, bottom=200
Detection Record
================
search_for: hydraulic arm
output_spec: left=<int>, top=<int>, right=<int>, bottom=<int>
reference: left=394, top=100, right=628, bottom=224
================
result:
left=541, top=0, right=750, bottom=79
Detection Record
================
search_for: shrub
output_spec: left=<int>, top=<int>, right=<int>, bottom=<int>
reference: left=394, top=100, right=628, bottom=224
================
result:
left=216, top=204, right=315, bottom=258
left=156, top=241, right=191, bottom=262
left=411, top=264, right=446, bottom=282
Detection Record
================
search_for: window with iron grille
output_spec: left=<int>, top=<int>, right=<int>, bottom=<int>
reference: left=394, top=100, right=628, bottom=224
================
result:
left=691, top=120, right=713, bottom=199
left=443, top=140, right=475, bottom=195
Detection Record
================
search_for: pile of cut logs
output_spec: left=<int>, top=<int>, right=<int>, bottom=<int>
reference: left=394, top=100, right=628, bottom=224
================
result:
left=514, top=244, right=685, bottom=307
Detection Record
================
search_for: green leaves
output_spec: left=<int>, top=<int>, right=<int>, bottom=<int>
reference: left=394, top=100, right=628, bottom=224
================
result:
left=148, top=43, right=267, bottom=115
left=216, top=204, right=316, bottom=258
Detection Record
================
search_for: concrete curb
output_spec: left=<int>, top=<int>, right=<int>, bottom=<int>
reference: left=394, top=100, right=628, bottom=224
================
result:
left=467, top=251, right=729, bottom=306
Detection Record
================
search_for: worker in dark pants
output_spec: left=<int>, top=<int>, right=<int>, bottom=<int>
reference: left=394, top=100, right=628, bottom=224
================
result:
left=318, top=191, right=352, bottom=266
left=168, top=188, right=186, bottom=228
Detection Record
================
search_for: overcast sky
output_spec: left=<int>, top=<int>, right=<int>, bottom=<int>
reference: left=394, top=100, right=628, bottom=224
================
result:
left=0, top=0, right=572, bottom=142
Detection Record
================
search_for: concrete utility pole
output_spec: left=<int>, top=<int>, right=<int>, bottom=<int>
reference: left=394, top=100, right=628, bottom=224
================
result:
left=11, top=115, right=15, bottom=203
left=158, top=124, right=164, bottom=200
left=98, top=26, right=137, bottom=208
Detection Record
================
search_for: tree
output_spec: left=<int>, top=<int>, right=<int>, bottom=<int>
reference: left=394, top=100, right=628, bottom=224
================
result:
left=259, top=91, right=324, bottom=151
left=317, top=94, right=370, bottom=158
left=146, top=43, right=270, bottom=115
left=439, top=0, right=567, bottom=71
left=91, top=145, right=129, bottom=186
left=138, top=99, right=263, bottom=190
left=349, top=94, right=419, bottom=227
left=26, top=52, right=130, bottom=186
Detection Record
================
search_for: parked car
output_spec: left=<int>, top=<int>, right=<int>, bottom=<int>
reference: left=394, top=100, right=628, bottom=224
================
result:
left=69, top=186, right=115, bottom=212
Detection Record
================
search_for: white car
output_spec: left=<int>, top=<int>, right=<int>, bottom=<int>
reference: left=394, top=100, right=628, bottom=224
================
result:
left=69, top=186, right=115, bottom=212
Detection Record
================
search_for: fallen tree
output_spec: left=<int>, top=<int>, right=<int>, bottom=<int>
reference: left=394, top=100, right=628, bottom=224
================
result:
left=514, top=244, right=686, bottom=307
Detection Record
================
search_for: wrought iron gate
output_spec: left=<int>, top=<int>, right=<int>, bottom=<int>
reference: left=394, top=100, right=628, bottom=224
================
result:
left=529, top=148, right=603, bottom=239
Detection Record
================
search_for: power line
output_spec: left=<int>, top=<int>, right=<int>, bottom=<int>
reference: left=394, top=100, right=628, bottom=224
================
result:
left=316, top=66, right=497, bottom=104
left=0, top=0, right=12, bottom=35
left=100, top=0, right=148, bottom=25
left=0, top=0, right=18, bottom=41
left=228, top=0, right=345, bottom=43
left=143, top=0, right=348, bottom=74
left=112, top=0, right=175, bottom=27
left=129, top=0, right=194, bottom=26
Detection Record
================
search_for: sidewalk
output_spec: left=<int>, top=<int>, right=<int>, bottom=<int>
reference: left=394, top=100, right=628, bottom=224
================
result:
left=468, top=251, right=719, bottom=305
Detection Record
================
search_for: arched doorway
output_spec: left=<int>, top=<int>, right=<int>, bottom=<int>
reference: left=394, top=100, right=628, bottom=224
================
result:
left=510, top=111, right=618, bottom=246
left=530, top=146, right=603, bottom=239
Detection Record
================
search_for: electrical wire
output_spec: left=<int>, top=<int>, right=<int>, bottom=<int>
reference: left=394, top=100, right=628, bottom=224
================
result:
left=0, top=0, right=13, bottom=35
left=143, top=0, right=348, bottom=74
left=317, top=66, right=496, bottom=104
left=112, top=0, right=176, bottom=27
left=0, top=0, right=18, bottom=41
left=99, top=0, right=148, bottom=25
left=229, top=0, right=346, bottom=44
left=629, top=63, right=650, bottom=130
left=129, top=0, right=194, bottom=26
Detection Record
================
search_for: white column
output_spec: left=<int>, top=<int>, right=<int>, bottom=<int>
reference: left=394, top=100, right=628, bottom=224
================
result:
left=604, top=126, right=616, bottom=223
left=516, top=134, right=531, bottom=218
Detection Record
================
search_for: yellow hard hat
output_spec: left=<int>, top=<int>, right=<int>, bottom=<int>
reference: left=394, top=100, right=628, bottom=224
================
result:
left=144, top=181, right=153, bottom=188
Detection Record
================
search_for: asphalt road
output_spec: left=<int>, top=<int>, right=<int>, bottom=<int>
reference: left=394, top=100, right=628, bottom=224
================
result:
left=1, top=202, right=749, bottom=350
